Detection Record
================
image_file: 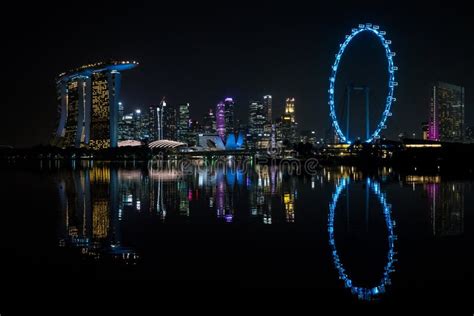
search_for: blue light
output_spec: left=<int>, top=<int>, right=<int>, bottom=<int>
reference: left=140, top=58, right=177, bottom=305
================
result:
left=328, top=178, right=397, bottom=301
left=328, top=24, right=397, bottom=144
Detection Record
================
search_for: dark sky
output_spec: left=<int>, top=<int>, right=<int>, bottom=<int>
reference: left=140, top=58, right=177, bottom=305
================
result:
left=3, top=1, right=473, bottom=146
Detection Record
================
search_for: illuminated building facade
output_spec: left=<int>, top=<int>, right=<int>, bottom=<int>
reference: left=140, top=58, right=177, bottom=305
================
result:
left=248, top=100, right=266, bottom=149
left=299, top=130, right=317, bottom=145
left=428, top=82, right=465, bottom=142
left=147, top=98, right=171, bottom=141
left=148, top=104, right=159, bottom=141
left=118, top=108, right=149, bottom=142
left=177, top=103, right=191, bottom=144
left=216, top=101, right=226, bottom=141
left=118, top=113, right=134, bottom=141
left=263, top=95, right=273, bottom=142
left=163, top=106, right=178, bottom=141
left=224, top=98, right=235, bottom=134
left=263, top=95, right=272, bottom=124
left=249, top=101, right=265, bottom=135
left=421, top=122, right=429, bottom=140
left=52, top=60, right=138, bottom=149
left=279, top=97, right=298, bottom=145
left=189, top=119, right=202, bottom=146
left=203, top=108, right=216, bottom=134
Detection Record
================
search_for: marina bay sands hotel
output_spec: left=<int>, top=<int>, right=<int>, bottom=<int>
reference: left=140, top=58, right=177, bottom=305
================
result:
left=51, top=60, right=138, bottom=149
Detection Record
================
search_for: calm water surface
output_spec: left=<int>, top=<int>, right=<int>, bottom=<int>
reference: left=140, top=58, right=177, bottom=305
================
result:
left=0, top=160, right=471, bottom=305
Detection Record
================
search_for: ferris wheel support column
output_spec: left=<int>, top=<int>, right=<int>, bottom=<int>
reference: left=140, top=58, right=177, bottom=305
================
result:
left=365, top=87, right=370, bottom=141
left=346, top=86, right=351, bottom=141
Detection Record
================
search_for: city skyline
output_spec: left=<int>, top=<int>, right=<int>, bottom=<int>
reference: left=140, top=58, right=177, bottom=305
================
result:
left=3, top=2, right=474, bottom=147
left=0, top=2, right=470, bottom=304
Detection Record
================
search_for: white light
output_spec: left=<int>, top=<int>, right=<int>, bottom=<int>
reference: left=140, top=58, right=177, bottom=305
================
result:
left=135, top=109, right=141, bottom=114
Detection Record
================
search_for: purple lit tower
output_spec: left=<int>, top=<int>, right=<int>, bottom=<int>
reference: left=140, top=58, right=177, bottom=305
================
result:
left=428, top=82, right=465, bottom=141
left=216, top=101, right=226, bottom=141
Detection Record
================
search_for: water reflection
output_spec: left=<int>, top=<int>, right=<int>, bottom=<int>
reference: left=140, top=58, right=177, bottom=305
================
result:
left=404, top=174, right=465, bottom=236
left=54, top=161, right=466, bottom=294
left=328, top=177, right=397, bottom=301
left=425, top=183, right=464, bottom=236
left=58, top=167, right=139, bottom=264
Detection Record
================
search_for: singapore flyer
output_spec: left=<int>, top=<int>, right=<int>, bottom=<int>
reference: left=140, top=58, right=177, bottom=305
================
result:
left=328, top=178, right=397, bottom=301
left=328, top=23, right=398, bottom=143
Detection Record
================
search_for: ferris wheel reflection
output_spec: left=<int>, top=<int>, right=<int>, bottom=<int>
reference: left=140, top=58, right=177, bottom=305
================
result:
left=328, top=177, right=397, bottom=301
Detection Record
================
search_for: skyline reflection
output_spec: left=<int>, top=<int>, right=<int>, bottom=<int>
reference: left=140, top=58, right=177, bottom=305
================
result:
left=54, top=161, right=466, bottom=297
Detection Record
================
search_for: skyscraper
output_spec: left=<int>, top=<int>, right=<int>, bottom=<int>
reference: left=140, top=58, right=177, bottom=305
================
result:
left=224, top=98, right=235, bottom=134
left=188, top=119, right=202, bottom=146
left=262, top=95, right=273, bottom=148
left=203, top=108, right=216, bottom=134
left=164, top=107, right=178, bottom=141
left=118, top=102, right=124, bottom=120
left=284, top=97, right=296, bottom=121
left=249, top=101, right=265, bottom=136
left=132, top=109, right=144, bottom=140
left=177, top=103, right=190, bottom=144
left=216, top=101, right=226, bottom=141
left=118, top=112, right=134, bottom=141
left=263, top=95, right=272, bottom=123
left=280, top=97, right=298, bottom=145
left=148, top=98, right=167, bottom=141
left=248, top=101, right=266, bottom=149
left=53, top=60, right=138, bottom=149
left=148, top=104, right=159, bottom=141
left=428, top=82, right=465, bottom=142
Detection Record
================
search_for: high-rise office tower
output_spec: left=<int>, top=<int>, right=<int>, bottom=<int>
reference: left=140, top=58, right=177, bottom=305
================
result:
left=132, top=109, right=144, bottom=140
left=164, top=107, right=178, bottom=141
left=177, top=103, right=190, bottom=143
left=216, top=101, right=226, bottom=141
left=249, top=101, right=265, bottom=136
left=118, top=112, right=134, bottom=141
left=262, top=95, right=273, bottom=147
left=224, top=98, right=235, bottom=134
left=428, top=82, right=465, bottom=142
left=149, top=104, right=159, bottom=141
left=189, top=119, right=202, bottom=146
left=118, top=102, right=124, bottom=119
left=203, top=108, right=216, bottom=134
left=53, top=60, right=138, bottom=149
left=263, top=95, right=272, bottom=123
left=248, top=101, right=266, bottom=149
left=280, top=97, right=298, bottom=145
left=148, top=98, right=168, bottom=141
left=284, top=97, right=296, bottom=121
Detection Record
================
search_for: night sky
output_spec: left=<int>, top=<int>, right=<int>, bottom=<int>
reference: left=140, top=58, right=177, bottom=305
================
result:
left=3, top=1, right=473, bottom=146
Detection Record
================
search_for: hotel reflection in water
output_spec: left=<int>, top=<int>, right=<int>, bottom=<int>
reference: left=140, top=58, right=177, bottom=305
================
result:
left=55, top=162, right=465, bottom=299
left=406, top=175, right=464, bottom=236
left=56, top=162, right=299, bottom=257
left=57, top=165, right=465, bottom=253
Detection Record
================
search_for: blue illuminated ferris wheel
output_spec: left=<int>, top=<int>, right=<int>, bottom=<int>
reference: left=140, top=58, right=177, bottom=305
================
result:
left=329, top=23, right=398, bottom=143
